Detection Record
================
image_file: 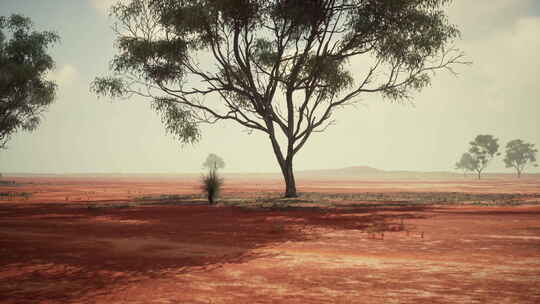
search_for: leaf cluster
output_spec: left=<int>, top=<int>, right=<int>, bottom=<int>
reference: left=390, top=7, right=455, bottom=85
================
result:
left=202, top=153, right=225, bottom=170
left=152, top=97, right=201, bottom=144
left=455, top=152, right=475, bottom=172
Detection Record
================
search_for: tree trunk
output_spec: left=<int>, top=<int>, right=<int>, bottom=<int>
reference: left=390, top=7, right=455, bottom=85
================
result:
left=517, top=169, right=521, bottom=178
left=267, top=131, right=297, bottom=198
left=477, top=171, right=481, bottom=180
left=282, top=157, right=297, bottom=197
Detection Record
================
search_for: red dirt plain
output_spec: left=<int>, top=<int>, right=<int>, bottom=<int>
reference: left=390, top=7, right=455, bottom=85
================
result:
left=1, top=175, right=540, bottom=303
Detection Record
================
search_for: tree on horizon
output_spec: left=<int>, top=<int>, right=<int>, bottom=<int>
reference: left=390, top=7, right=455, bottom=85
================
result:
left=465, top=135, right=500, bottom=180
left=203, top=153, right=225, bottom=171
left=503, top=139, right=538, bottom=178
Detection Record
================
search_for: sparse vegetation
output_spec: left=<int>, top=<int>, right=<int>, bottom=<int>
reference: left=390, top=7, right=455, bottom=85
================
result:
left=202, top=169, right=223, bottom=205
left=503, top=139, right=538, bottom=178
left=458, top=135, right=500, bottom=179
left=201, top=191, right=540, bottom=209
left=200, top=153, right=225, bottom=204
left=0, top=191, right=31, bottom=200
left=135, top=194, right=200, bottom=202
left=86, top=203, right=136, bottom=210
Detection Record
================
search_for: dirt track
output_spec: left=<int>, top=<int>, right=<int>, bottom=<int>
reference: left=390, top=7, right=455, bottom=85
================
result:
left=1, top=176, right=540, bottom=303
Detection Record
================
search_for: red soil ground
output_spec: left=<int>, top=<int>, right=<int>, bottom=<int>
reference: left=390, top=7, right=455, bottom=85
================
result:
left=1, top=176, right=539, bottom=303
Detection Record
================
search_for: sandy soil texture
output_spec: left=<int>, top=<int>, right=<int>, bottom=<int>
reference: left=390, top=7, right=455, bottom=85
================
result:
left=1, top=176, right=539, bottom=303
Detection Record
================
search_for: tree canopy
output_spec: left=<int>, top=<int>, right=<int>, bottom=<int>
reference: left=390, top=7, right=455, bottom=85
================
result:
left=0, top=14, right=59, bottom=149
left=92, top=0, right=465, bottom=197
left=465, top=134, right=500, bottom=179
left=455, top=152, right=474, bottom=176
left=203, top=153, right=225, bottom=171
left=503, top=139, right=537, bottom=178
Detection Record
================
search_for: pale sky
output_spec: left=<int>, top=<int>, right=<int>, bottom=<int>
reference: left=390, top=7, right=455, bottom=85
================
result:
left=0, top=0, right=539, bottom=174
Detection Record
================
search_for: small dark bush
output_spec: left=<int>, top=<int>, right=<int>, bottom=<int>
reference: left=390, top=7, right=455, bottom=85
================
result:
left=0, top=191, right=32, bottom=200
left=201, top=169, right=223, bottom=204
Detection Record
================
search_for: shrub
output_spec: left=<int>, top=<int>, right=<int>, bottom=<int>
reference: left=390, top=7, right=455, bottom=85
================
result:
left=201, top=169, right=223, bottom=204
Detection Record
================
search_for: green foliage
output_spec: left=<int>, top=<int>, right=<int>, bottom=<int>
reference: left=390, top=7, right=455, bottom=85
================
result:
left=201, top=168, right=223, bottom=204
left=465, top=134, right=500, bottom=179
left=503, top=139, right=538, bottom=178
left=152, top=97, right=201, bottom=144
left=90, top=77, right=127, bottom=99
left=0, top=14, right=59, bottom=149
left=253, top=39, right=278, bottom=68
left=455, top=152, right=475, bottom=175
left=470, top=134, right=500, bottom=156
left=202, top=153, right=225, bottom=171
left=201, top=153, right=225, bottom=203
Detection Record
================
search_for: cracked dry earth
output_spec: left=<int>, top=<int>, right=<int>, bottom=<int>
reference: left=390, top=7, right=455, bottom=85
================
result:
left=1, top=178, right=540, bottom=303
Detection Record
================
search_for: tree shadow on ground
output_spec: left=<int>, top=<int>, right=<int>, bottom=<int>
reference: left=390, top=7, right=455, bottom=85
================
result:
left=429, top=209, right=540, bottom=216
left=0, top=201, right=431, bottom=302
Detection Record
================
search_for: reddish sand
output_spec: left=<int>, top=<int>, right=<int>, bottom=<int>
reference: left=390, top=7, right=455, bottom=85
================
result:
left=1, top=176, right=540, bottom=303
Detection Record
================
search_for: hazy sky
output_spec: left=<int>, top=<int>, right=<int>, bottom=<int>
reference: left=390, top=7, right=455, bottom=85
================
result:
left=0, top=0, right=539, bottom=174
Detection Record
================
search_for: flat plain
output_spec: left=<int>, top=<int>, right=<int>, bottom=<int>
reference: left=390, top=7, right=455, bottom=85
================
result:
left=1, top=175, right=539, bottom=303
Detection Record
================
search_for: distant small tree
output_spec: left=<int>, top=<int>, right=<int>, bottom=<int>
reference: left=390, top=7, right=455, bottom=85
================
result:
left=503, top=139, right=538, bottom=178
left=0, top=14, right=59, bottom=149
left=455, top=152, right=474, bottom=177
left=202, top=153, right=225, bottom=171
left=201, top=153, right=225, bottom=204
left=466, top=134, right=500, bottom=180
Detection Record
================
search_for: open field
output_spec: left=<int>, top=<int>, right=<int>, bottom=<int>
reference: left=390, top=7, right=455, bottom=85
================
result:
left=1, top=175, right=540, bottom=303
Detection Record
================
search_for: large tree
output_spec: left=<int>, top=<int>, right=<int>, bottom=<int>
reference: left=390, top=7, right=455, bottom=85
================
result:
left=466, top=134, right=500, bottom=180
left=503, top=139, right=537, bottom=178
left=0, top=14, right=59, bottom=149
left=92, top=0, right=465, bottom=197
